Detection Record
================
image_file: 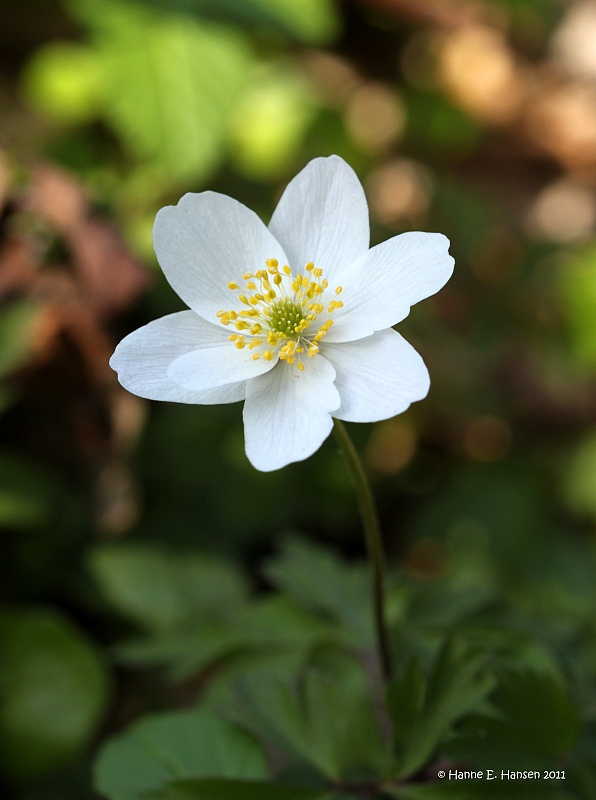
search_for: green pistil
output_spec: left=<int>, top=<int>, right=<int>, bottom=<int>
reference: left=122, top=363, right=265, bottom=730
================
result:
left=268, top=298, right=304, bottom=337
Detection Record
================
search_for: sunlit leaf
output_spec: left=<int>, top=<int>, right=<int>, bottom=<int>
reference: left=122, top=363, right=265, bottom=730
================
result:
left=22, top=42, right=104, bottom=124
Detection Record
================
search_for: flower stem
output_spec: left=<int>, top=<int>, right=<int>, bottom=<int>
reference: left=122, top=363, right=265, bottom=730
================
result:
left=332, top=419, right=393, bottom=683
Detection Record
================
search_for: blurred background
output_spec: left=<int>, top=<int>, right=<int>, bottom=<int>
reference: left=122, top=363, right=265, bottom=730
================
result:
left=2, top=0, right=596, bottom=796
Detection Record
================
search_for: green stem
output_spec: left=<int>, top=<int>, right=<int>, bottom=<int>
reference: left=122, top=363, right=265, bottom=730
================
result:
left=332, top=419, right=393, bottom=683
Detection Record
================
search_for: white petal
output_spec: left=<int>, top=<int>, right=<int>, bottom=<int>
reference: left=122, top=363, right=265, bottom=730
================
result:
left=110, top=311, right=246, bottom=404
left=324, top=328, right=430, bottom=422
left=325, top=232, right=454, bottom=343
left=268, top=156, right=369, bottom=286
left=168, top=341, right=277, bottom=393
left=153, top=192, right=288, bottom=323
left=243, top=355, right=340, bottom=471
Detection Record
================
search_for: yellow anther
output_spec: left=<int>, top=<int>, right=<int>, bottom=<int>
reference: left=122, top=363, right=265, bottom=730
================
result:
left=267, top=290, right=276, bottom=300
left=314, top=267, right=323, bottom=277
left=250, top=324, right=262, bottom=335
left=227, top=282, right=239, bottom=290
left=245, top=282, right=256, bottom=290
left=305, top=262, right=314, bottom=272
left=252, top=354, right=260, bottom=360
left=228, top=311, right=237, bottom=320
left=264, top=350, right=274, bottom=361
left=274, top=274, right=282, bottom=285
left=297, top=362, right=305, bottom=371
left=229, top=334, right=238, bottom=341
left=254, top=293, right=265, bottom=301
left=249, top=297, right=258, bottom=305
left=335, top=286, right=342, bottom=295
left=243, top=272, right=253, bottom=280
left=297, top=346, right=304, bottom=353
left=302, top=276, right=308, bottom=287
left=266, top=258, right=278, bottom=268
left=283, top=265, right=291, bottom=275
left=216, top=310, right=226, bottom=317
left=235, top=321, right=248, bottom=330
left=238, top=294, right=249, bottom=305
left=322, top=279, right=328, bottom=288
left=235, top=340, right=245, bottom=349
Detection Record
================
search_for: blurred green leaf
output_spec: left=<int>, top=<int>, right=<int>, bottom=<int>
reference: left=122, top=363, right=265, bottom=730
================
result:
left=560, top=245, right=596, bottom=369
left=129, top=0, right=340, bottom=43
left=263, top=536, right=373, bottom=646
left=64, top=0, right=253, bottom=182
left=147, top=778, right=330, bottom=800
left=23, top=43, right=104, bottom=123
left=391, top=639, right=495, bottom=779
left=0, top=450, right=58, bottom=529
left=447, top=671, right=580, bottom=769
left=0, top=609, right=109, bottom=779
left=388, top=781, right=568, bottom=799
left=228, top=66, right=316, bottom=179
left=227, top=654, right=391, bottom=782
left=387, top=659, right=425, bottom=753
left=94, top=709, right=267, bottom=800
left=89, top=542, right=249, bottom=631
left=0, top=300, right=40, bottom=380
left=561, top=429, right=596, bottom=521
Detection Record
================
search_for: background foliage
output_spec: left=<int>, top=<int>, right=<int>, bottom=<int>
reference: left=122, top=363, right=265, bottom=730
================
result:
left=2, top=0, right=596, bottom=797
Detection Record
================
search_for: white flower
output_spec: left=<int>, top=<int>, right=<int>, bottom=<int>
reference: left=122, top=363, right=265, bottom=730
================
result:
left=110, top=156, right=454, bottom=471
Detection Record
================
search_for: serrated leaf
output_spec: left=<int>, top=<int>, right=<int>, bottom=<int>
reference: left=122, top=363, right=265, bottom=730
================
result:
left=94, top=710, right=267, bottom=800
left=392, top=640, right=495, bottom=779
left=0, top=609, right=109, bottom=779
left=263, top=536, right=373, bottom=646
left=227, top=654, right=391, bottom=782
left=146, top=777, right=330, bottom=800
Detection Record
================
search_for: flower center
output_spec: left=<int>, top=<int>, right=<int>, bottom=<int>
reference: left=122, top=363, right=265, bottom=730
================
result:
left=268, top=298, right=305, bottom=337
left=216, top=258, right=343, bottom=371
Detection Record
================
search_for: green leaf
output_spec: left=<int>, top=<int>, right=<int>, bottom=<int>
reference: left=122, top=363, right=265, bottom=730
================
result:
left=69, top=0, right=253, bottom=182
left=89, top=543, right=249, bottom=631
left=0, top=450, right=59, bottom=529
left=263, top=536, right=373, bottom=646
left=388, top=781, right=568, bottom=799
left=248, top=0, right=340, bottom=44
left=387, top=660, right=425, bottom=752
left=22, top=42, right=104, bottom=124
left=560, top=244, right=596, bottom=369
left=128, top=0, right=340, bottom=44
left=0, top=609, right=109, bottom=779
left=447, top=671, right=580, bottom=768
left=391, top=640, right=495, bottom=779
left=228, top=654, right=391, bottom=781
left=94, top=709, right=267, bottom=800
left=147, top=778, right=330, bottom=800
left=0, top=300, right=41, bottom=380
